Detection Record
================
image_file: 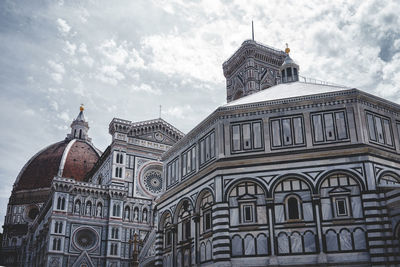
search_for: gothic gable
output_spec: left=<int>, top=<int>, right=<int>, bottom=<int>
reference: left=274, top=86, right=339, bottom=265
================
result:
left=72, top=251, right=94, bottom=267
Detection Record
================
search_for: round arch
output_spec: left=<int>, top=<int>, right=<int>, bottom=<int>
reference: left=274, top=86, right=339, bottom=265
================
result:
left=172, top=197, right=194, bottom=224
left=195, top=187, right=215, bottom=214
left=376, top=171, right=400, bottom=186
left=224, top=177, right=268, bottom=201
left=158, top=210, right=173, bottom=230
left=316, top=169, right=366, bottom=193
left=270, top=173, right=314, bottom=196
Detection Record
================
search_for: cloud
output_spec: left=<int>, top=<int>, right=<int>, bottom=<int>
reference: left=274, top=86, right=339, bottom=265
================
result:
left=63, top=41, right=77, bottom=56
left=56, top=18, right=71, bottom=34
left=48, top=60, right=65, bottom=83
left=131, top=83, right=161, bottom=95
left=82, top=56, right=94, bottom=67
left=78, top=43, right=88, bottom=54
left=97, top=39, right=129, bottom=66
left=96, top=65, right=125, bottom=85
left=165, top=104, right=193, bottom=119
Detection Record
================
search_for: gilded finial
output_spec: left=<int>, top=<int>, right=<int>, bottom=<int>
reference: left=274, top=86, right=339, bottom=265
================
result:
left=80, top=104, right=84, bottom=112
left=285, top=43, right=290, bottom=54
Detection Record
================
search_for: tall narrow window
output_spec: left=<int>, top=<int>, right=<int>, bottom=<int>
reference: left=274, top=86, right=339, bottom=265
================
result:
left=293, top=117, right=304, bottom=144
left=243, top=123, right=251, bottom=149
left=287, top=197, right=300, bottom=220
left=253, top=122, right=262, bottom=149
left=312, top=115, right=324, bottom=142
left=383, top=119, right=392, bottom=145
left=335, top=198, right=347, bottom=216
left=366, top=112, right=393, bottom=147
left=335, top=112, right=348, bottom=139
left=324, top=113, right=335, bottom=141
left=210, top=132, right=215, bottom=158
left=182, top=153, right=187, bottom=176
left=375, top=116, right=384, bottom=143
left=191, top=147, right=196, bottom=171
left=271, top=120, right=282, bottom=147
left=200, top=140, right=205, bottom=164
left=232, top=125, right=241, bottom=151
left=282, top=119, right=292, bottom=145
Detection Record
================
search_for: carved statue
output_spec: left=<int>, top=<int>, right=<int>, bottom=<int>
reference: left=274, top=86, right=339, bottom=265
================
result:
left=134, top=208, right=138, bottom=221
left=97, top=205, right=102, bottom=217
left=143, top=209, right=147, bottom=222
left=86, top=204, right=91, bottom=215
left=75, top=202, right=80, bottom=214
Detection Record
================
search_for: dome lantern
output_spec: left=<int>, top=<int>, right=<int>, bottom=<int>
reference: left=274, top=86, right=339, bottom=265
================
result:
left=68, top=105, right=91, bottom=142
left=280, top=43, right=299, bottom=83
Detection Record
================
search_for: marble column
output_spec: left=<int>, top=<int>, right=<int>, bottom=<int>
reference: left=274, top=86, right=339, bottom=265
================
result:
left=193, top=213, right=200, bottom=265
left=154, top=230, right=164, bottom=266
left=313, top=197, right=327, bottom=263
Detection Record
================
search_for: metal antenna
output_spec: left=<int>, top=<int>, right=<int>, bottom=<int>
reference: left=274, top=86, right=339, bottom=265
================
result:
left=252, top=21, right=254, bottom=41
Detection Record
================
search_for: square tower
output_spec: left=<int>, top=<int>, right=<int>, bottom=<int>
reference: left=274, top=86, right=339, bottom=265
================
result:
left=222, top=40, right=287, bottom=102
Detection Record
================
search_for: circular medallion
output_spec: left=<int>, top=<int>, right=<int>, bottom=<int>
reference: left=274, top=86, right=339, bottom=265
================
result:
left=74, top=228, right=98, bottom=250
left=154, top=132, right=164, bottom=142
left=143, top=169, right=162, bottom=194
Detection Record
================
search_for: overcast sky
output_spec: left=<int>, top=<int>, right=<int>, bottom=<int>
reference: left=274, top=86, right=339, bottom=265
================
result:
left=1, top=0, right=400, bottom=227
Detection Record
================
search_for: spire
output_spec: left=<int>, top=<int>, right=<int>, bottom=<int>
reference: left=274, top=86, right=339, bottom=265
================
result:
left=252, top=21, right=254, bottom=41
left=280, top=44, right=299, bottom=83
left=67, top=105, right=91, bottom=142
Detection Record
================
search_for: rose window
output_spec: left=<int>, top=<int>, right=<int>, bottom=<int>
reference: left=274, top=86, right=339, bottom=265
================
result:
left=143, top=170, right=163, bottom=194
left=74, top=228, right=97, bottom=250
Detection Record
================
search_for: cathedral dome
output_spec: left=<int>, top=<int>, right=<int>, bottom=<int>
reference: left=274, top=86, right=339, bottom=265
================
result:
left=14, top=139, right=100, bottom=191
left=13, top=106, right=101, bottom=192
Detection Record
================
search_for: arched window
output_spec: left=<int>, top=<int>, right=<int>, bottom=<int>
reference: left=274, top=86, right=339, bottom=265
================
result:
left=199, top=192, right=213, bottom=233
left=112, top=204, right=117, bottom=217
left=287, top=196, right=300, bottom=220
left=232, top=235, right=243, bottom=256
left=177, top=200, right=192, bottom=242
left=320, top=174, right=362, bottom=220
left=57, top=197, right=62, bottom=210
left=274, top=178, right=311, bottom=223
left=228, top=181, right=266, bottom=225
left=74, top=129, right=77, bottom=137
left=161, top=213, right=172, bottom=248
left=116, top=204, right=121, bottom=217
left=79, top=129, right=82, bottom=139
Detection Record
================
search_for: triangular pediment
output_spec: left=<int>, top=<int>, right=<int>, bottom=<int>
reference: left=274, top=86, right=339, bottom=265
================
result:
left=329, top=186, right=351, bottom=195
left=238, top=193, right=257, bottom=200
left=72, top=251, right=94, bottom=267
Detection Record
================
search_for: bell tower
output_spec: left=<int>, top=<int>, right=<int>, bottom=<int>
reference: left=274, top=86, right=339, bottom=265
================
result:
left=222, top=38, right=287, bottom=103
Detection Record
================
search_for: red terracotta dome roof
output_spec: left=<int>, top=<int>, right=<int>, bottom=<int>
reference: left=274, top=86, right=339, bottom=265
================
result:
left=14, top=139, right=100, bottom=191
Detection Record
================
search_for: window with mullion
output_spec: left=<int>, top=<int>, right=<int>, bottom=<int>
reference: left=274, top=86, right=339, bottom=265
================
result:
left=231, top=120, right=264, bottom=153
left=366, top=111, right=394, bottom=147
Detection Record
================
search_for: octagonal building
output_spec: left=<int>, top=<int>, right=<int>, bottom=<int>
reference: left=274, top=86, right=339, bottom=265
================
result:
left=153, top=41, right=400, bottom=266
